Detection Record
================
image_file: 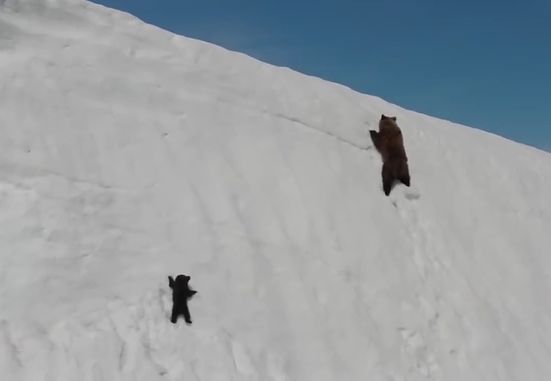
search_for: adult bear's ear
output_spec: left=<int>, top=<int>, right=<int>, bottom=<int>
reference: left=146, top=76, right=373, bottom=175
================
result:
left=391, top=116, right=397, bottom=121
left=168, top=276, right=175, bottom=288
left=381, top=114, right=387, bottom=120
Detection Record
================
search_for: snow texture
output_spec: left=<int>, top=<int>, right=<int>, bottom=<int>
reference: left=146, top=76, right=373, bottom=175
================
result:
left=1, top=1, right=551, bottom=380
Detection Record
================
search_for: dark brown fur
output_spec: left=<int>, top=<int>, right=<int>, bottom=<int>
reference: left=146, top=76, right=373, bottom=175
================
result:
left=370, top=114, right=410, bottom=196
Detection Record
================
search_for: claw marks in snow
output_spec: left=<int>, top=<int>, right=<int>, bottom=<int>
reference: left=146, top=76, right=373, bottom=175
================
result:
left=398, top=325, right=440, bottom=379
left=391, top=186, right=426, bottom=279
left=391, top=189, right=454, bottom=380
left=230, top=340, right=256, bottom=377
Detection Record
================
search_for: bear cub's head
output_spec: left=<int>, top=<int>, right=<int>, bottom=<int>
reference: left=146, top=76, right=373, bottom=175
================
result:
left=169, top=274, right=193, bottom=290
left=175, top=275, right=191, bottom=284
left=379, top=114, right=398, bottom=130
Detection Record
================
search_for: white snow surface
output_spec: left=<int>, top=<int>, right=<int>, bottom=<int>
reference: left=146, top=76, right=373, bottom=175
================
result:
left=1, top=1, right=551, bottom=380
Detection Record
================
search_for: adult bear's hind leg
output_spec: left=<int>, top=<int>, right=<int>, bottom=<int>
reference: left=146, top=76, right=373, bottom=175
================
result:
left=398, top=161, right=410, bottom=187
left=382, top=162, right=394, bottom=196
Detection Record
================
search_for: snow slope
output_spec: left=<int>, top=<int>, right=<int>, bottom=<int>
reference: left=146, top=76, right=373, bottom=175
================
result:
left=1, top=1, right=551, bottom=380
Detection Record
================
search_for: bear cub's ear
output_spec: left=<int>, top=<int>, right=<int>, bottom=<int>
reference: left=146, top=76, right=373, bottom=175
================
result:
left=168, top=276, right=175, bottom=288
left=381, top=114, right=397, bottom=122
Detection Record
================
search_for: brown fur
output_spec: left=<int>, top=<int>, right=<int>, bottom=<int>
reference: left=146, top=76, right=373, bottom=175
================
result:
left=370, top=114, right=410, bottom=196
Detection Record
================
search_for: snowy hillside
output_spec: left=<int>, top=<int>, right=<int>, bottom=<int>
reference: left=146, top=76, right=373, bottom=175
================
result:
left=1, top=1, right=551, bottom=380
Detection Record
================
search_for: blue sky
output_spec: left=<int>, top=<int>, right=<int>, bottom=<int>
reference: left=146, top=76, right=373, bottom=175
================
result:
left=93, top=0, right=550, bottom=152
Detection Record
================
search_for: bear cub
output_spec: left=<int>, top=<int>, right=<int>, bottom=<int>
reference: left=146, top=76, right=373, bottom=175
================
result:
left=168, top=274, right=197, bottom=325
left=370, top=114, right=410, bottom=196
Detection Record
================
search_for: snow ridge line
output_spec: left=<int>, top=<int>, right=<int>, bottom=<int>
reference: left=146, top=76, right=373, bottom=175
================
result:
left=267, top=111, right=372, bottom=152
left=210, top=93, right=372, bottom=152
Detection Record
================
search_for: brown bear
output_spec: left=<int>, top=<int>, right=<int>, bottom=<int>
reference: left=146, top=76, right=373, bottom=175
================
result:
left=369, top=114, right=410, bottom=196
